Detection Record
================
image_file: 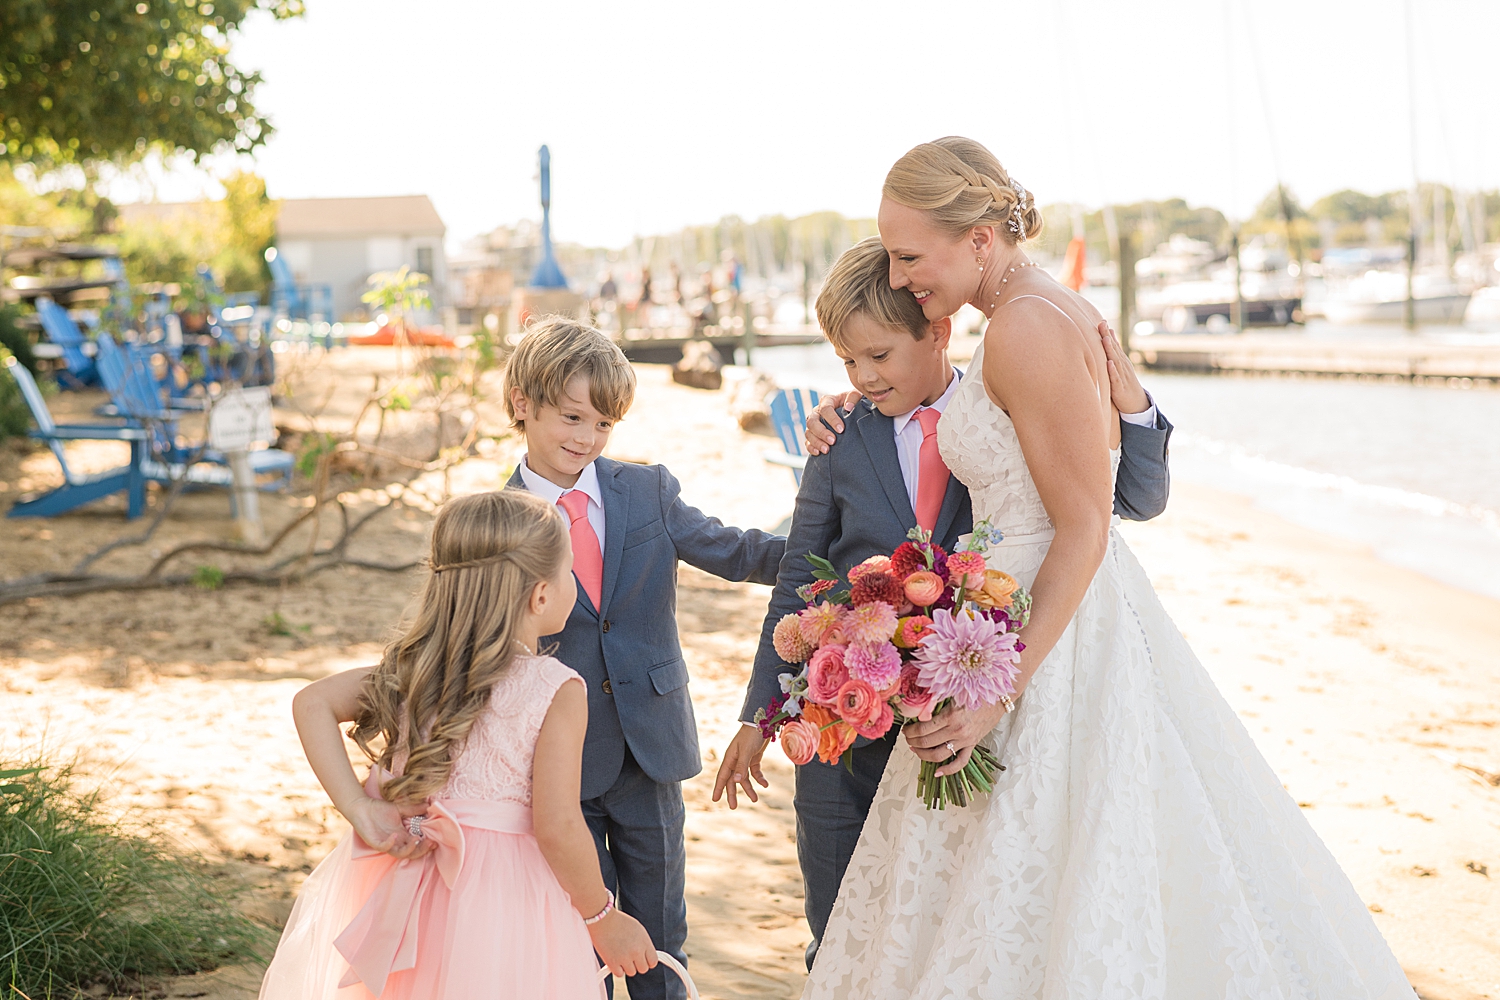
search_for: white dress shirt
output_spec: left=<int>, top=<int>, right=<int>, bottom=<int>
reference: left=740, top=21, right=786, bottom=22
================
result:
left=1119, top=395, right=1159, bottom=428
left=518, top=456, right=607, bottom=550
left=891, top=368, right=963, bottom=512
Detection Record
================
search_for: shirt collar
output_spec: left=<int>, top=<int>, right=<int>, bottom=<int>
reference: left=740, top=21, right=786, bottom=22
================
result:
left=891, top=366, right=962, bottom=435
left=518, top=456, right=603, bottom=509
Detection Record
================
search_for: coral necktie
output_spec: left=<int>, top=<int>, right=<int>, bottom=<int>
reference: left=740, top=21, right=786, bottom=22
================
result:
left=914, top=407, right=950, bottom=534
left=557, top=490, right=603, bottom=611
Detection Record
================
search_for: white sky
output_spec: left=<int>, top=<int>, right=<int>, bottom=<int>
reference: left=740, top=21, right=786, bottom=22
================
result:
left=114, top=0, right=1500, bottom=251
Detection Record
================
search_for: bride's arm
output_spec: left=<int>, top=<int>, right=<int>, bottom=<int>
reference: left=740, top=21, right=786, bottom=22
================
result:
left=905, top=298, right=1114, bottom=775
left=988, top=301, right=1115, bottom=684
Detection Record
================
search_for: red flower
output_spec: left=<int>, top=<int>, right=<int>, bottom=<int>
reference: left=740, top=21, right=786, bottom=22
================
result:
left=890, top=542, right=926, bottom=580
left=850, top=570, right=905, bottom=608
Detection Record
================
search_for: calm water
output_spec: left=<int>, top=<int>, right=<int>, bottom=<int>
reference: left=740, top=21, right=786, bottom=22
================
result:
left=746, top=343, right=1500, bottom=600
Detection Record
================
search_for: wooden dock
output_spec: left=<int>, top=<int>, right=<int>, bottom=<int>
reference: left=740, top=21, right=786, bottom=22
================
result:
left=1132, top=333, right=1500, bottom=384
left=614, top=328, right=824, bottom=364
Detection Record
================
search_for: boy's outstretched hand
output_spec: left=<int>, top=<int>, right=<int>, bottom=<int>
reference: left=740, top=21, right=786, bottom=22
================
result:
left=712, top=724, right=770, bottom=808
left=802, top=320, right=1148, bottom=456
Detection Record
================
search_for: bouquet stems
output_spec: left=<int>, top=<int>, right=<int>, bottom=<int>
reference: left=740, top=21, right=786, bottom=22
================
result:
left=915, top=744, right=1003, bottom=810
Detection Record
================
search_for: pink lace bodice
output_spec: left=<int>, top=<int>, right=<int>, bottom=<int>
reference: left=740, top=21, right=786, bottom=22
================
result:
left=439, top=654, right=581, bottom=806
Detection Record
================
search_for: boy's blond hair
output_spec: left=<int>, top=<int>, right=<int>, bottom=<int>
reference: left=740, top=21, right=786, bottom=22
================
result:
left=502, top=315, right=636, bottom=429
left=816, top=236, right=930, bottom=349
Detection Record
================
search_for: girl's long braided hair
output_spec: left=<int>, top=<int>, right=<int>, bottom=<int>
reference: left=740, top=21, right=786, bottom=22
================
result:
left=350, top=489, right=568, bottom=807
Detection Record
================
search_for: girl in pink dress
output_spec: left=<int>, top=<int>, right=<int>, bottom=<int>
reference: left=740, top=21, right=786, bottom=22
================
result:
left=260, top=490, right=658, bottom=999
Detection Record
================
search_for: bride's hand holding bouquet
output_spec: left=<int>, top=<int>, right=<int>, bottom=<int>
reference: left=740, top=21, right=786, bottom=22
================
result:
left=754, top=521, right=1030, bottom=809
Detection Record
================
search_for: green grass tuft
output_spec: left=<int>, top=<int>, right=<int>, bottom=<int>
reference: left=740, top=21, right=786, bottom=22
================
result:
left=0, top=756, right=271, bottom=999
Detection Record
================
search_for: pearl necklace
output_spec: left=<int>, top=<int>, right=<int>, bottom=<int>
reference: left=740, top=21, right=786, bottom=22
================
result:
left=994, top=260, right=1040, bottom=294
left=984, top=259, right=1040, bottom=317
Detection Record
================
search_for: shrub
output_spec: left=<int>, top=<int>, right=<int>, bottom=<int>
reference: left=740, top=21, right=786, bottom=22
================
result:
left=0, top=345, right=33, bottom=441
left=0, top=757, right=270, bottom=998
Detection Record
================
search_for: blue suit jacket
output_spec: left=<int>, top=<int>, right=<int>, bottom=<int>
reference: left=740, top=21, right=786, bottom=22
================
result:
left=508, top=457, right=785, bottom=800
left=740, top=397, right=1173, bottom=723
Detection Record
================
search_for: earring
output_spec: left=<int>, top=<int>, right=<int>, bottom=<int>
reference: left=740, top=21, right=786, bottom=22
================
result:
left=977, top=256, right=984, bottom=271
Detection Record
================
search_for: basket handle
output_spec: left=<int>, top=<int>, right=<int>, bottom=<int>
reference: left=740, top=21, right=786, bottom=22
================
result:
left=597, top=951, right=699, bottom=999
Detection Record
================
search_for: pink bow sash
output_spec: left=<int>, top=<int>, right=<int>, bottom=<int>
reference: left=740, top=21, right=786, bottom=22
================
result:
left=334, top=795, right=534, bottom=997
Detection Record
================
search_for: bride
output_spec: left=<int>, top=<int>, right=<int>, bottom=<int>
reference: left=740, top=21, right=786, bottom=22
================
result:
left=802, top=137, right=1415, bottom=999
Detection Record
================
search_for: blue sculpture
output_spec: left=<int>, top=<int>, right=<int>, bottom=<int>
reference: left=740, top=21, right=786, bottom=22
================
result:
left=529, top=145, right=568, bottom=289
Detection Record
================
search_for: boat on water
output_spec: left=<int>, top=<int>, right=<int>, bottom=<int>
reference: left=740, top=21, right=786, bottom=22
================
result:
left=1136, top=235, right=1302, bottom=333
left=1318, top=269, right=1472, bottom=325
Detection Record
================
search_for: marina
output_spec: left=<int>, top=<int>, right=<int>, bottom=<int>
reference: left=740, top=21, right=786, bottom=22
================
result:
left=1131, top=330, right=1500, bottom=382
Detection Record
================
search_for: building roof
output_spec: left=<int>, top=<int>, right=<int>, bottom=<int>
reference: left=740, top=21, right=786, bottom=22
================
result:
left=278, top=195, right=446, bottom=239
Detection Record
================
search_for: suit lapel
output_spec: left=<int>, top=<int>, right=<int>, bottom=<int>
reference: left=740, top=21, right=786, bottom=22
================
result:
left=855, top=405, right=916, bottom=528
left=596, top=458, right=627, bottom=618
left=931, top=474, right=966, bottom=544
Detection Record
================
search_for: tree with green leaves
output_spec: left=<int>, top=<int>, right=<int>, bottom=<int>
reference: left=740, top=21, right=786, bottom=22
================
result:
left=1, top=0, right=303, bottom=171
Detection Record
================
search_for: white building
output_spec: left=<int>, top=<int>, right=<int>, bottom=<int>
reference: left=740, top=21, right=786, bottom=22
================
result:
left=276, top=195, right=447, bottom=321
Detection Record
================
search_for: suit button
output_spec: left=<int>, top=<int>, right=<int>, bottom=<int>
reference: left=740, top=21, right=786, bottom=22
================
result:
left=601, top=620, right=610, bottom=633
left=602, top=679, right=613, bottom=695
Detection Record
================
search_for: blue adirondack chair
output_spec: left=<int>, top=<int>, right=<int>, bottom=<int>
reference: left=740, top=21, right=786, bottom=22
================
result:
left=33, top=296, right=99, bottom=389
left=766, top=387, right=821, bottom=485
left=265, top=247, right=333, bottom=325
left=94, top=335, right=295, bottom=496
left=4, top=354, right=148, bottom=518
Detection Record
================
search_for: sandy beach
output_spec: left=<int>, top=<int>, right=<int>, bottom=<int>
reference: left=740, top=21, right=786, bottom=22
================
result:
left=3, top=354, right=1498, bottom=1000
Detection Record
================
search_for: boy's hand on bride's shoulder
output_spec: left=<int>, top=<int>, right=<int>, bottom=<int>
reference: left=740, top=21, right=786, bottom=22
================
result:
left=803, top=391, right=864, bottom=455
left=346, top=795, right=434, bottom=860
left=712, top=724, right=770, bottom=809
left=1099, top=321, right=1150, bottom=415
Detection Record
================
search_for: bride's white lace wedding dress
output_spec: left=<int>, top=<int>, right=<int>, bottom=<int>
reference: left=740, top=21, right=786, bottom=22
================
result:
left=803, top=336, right=1414, bottom=999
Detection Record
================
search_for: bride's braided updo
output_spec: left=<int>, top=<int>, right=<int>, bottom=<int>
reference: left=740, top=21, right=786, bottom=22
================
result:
left=883, top=137, right=1042, bottom=245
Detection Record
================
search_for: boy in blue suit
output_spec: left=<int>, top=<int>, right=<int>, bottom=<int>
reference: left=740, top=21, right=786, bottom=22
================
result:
left=713, top=238, right=1174, bottom=967
left=503, top=317, right=784, bottom=1000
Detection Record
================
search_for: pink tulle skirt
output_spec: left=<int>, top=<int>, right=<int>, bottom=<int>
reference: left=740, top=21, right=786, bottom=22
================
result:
left=259, top=799, right=602, bottom=1000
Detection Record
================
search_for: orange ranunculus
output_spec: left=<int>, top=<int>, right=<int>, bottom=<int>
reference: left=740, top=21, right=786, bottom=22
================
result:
left=778, top=718, right=820, bottom=766
left=903, top=570, right=944, bottom=608
left=803, top=704, right=858, bottom=764
left=971, top=569, right=1019, bottom=610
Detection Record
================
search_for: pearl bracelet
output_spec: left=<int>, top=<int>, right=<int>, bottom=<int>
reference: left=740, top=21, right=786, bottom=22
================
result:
left=583, top=888, right=616, bottom=926
left=1000, top=692, right=1016, bottom=714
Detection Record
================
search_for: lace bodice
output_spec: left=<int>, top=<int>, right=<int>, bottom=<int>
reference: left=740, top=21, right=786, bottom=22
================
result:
left=439, top=654, right=581, bottom=806
left=938, top=339, right=1118, bottom=536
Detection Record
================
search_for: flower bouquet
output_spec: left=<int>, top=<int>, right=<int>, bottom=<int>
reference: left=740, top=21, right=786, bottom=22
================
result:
left=754, top=522, right=1031, bottom=809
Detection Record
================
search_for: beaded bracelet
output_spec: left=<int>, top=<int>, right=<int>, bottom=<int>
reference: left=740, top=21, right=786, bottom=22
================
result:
left=1000, top=692, right=1016, bottom=715
left=583, top=888, right=616, bottom=926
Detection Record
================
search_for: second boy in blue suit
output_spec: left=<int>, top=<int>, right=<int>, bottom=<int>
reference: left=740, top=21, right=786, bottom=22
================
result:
left=503, top=318, right=784, bottom=1000
left=714, top=238, right=1174, bottom=967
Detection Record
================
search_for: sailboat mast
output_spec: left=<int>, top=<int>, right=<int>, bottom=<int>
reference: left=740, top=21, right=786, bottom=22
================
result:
left=1405, top=0, right=1419, bottom=332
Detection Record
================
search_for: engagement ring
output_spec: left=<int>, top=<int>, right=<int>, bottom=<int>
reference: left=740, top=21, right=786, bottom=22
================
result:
left=406, top=815, right=424, bottom=839
left=945, top=741, right=957, bottom=756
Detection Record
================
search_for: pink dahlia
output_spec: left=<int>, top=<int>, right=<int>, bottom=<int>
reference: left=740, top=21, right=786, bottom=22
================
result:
left=845, top=641, right=903, bottom=689
left=911, top=608, right=1021, bottom=712
left=842, top=601, right=898, bottom=645
left=798, top=601, right=847, bottom=646
left=773, top=613, right=815, bottom=663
